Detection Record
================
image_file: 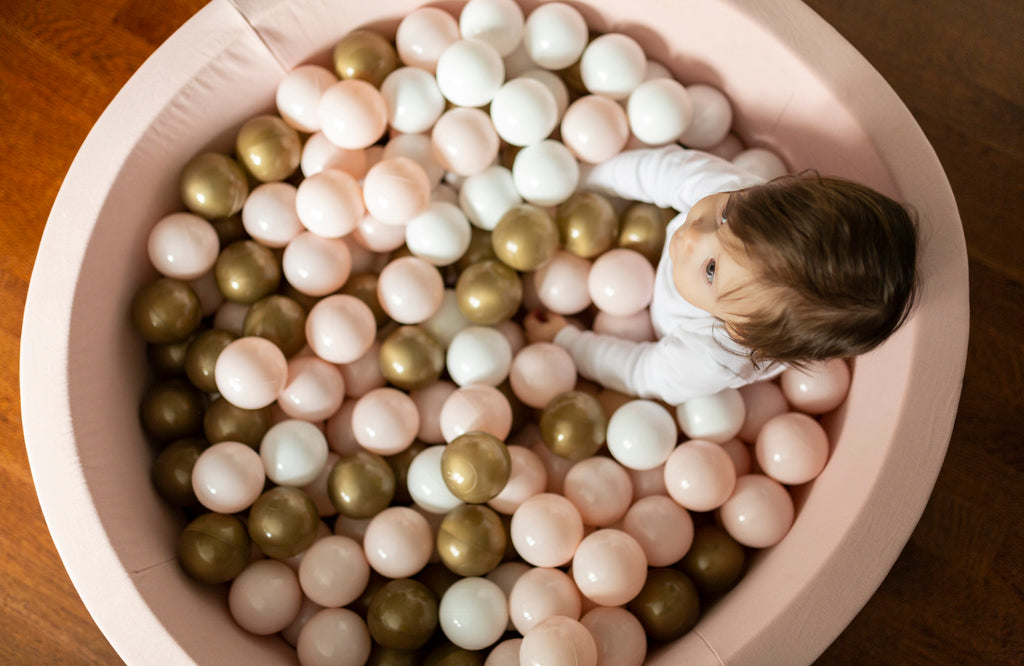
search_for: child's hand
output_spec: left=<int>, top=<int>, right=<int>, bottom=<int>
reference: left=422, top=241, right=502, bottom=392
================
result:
left=524, top=308, right=569, bottom=343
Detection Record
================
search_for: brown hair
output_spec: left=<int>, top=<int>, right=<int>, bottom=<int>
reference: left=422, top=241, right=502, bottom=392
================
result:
left=719, top=173, right=920, bottom=368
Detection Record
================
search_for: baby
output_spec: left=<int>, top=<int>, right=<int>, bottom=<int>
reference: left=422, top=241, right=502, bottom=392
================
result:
left=524, top=145, right=919, bottom=406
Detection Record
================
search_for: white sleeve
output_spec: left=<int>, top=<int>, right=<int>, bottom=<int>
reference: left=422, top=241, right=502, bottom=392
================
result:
left=579, top=145, right=763, bottom=211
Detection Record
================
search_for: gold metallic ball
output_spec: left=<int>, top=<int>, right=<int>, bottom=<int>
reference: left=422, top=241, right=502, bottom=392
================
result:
left=491, top=204, right=559, bottom=271
left=386, top=441, right=427, bottom=506
left=456, top=227, right=497, bottom=272
left=436, top=504, right=506, bottom=577
left=379, top=325, right=445, bottom=391
left=131, top=277, right=202, bottom=344
left=214, top=240, right=282, bottom=304
left=139, top=379, right=206, bottom=443
left=152, top=438, right=205, bottom=508
left=203, top=396, right=272, bottom=448
left=556, top=191, right=619, bottom=258
left=441, top=432, right=511, bottom=504
left=178, top=513, right=251, bottom=584
left=333, top=30, right=400, bottom=88
left=618, top=202, right=670, bottom=265
left=247, top=486, right=320, bottom=560
left=327, top=451, right=396, bottom=519
left=454, top=259, right=523, bottom=326
left=679, top=524, right=746, bottom=597
left=235, top=114, right=302, bottom=182
left=179, top=152, right=249, bottom=219
left=342, top=272, right=389, bottom=327
left=242, top=294, right=307, bottom=357
left=628, top=568, right=701, bottom=641
left=367, top=578, right=438, bottom=650
left=184, top=329, right=236, bottom=393
left=538, top=390, right=608, bottom=461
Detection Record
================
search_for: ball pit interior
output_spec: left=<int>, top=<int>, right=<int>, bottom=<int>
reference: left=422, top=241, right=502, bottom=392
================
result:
left=20, top=0, right=968, bottom=664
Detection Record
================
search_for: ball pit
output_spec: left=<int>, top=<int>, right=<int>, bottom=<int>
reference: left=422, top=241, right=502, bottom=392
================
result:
left=20, top=0, right=968, bottom=664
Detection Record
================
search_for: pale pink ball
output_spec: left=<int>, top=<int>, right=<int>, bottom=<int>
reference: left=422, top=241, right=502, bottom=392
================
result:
left=580, top=607, right=646, bottom=666
left=240, top=182, right=303, bottom=248
left=622, top=494, right=694, bottom=567
left=410, top=381, right=458, bottom=444
left=215, top=336, right=289, bottom=410
left=383, top=132, right=446, bottom=187
left=376, top=255, right=445, bottom=324
left=560, top=94, right=630, bottom=164
left=732, top=147, right=789, bottom=181
left=755, top=411, right=830, bottom=485
left=300, top=132, right=368, bottom=179
left=439, top=384, right=513, bottom=443
left=147, top=212, right=219, bottom=280
left=563, top=457, right=633, bottom=527
left=296, top=608, right=371, bottom=666
left=337, top=340, right=387, bottom=398
left=280, top=596, right=324, bottom=648
left=343, top=235, right=378, bottom=274
left=719, top=474, right=795, bottom=548
left=282, top=231, right=352, bottom=297
left=351, top=387, right=420, bottom=456
left=362, top=157, right=432, bottom=225
left=592, top=309, right=656, bottom=342
left=396, top=6, right=460, bottom=73
left=334, top=514, right=371, bottom=544
left=780, top=358, right=851, bottom=415
left=298, top=535, right=369, bottom=608
left=305, top=294, right=377, bottom=364
left=511, top=493, right=584, bottom=567
left=508, top=567, right=581, bottom=634
left=508, top=342, right=577, bottom=409
left=431, top=107, right=500, bottom=177
left=532, top=250, right=593, bottom=314
left=213, top=300, right=248, bottom=336
left=493, top=319, right=526, bottom=356
left=520, top=616, right=597, bottom=666
left=192, top=440, right=266, bottom=514
left=571, top=528, right=647, bottom=606
left=276, top=64, right=338, bottom=133
left=351, top=212, right=408, bottom=253
left=324, top=401, right=360, bottom=455
left=737, top=380, right=790, bottom=444
left=488, top=445, right=548, bottom=515
left=664, top=439, right=738, bottom=511
left=587, top=248, right=654, bottom=317
left=188, top=270, right=224, bottom=317
left=278, top=355, right=345, bottom=422
left=302, top=452, right=341, bottom=517
left=295, top=168, right=365, bottom=238
left=529, top=437, right=575, bottom=494
left=678, top=83, right=733, bottom=149
left=318, top=78, right=388, bottom=149
left=486, top=639, right=523, bottom=666
left=229, top=560, right=302, bottom=635
left=627, top=463, right=667, bottom=500
left=362, top=506, right=434, bottom=578
left=675, top=387, right=746, bottom=443
left=719, top=437, right=753, bottom=476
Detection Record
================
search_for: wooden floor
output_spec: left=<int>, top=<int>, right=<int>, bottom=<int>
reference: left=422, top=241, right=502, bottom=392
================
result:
left=1, top=0, right=1021, bottom=663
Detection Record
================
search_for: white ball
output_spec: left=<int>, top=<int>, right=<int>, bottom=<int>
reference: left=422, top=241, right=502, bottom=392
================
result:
left=459, top=0, right=524, bottom=57
left=405, top=201, right=472, bottom=266
left=489, top=77, right=559, bottom=146
left=606, top=400, right=678, bottom=470
left=259, top=419, right=330, bottom=487
left=439, top=577, right=509, bottom=650
left=522, top=2, right=588, bottom=70
left=382, top=133, right=446, bottom=187
left=579, top=33, right=647, bottom=100
left=147, top=211, right=219, bottom=280
left=458, top=165, right=523, bottom=230
left=446, top=325, right=513, bottom=387
left=422, top=289, right=472, bottom=348
left=276, top=64, right=338, bottom=132
left=407, top=445, right=463, bottom=514
left=675, top=388, right=746, bottom=443
left=380, top=67, right=445, bottom=134
left=520, top=68, right=570, bottom=118
left=512, top=139, right=580, bottom=206
left=435, top=39, right=506, bottom=107
left=678, top=83, right=733, bottom=149
left=732, top=147, right=789, bottom=180
left=627, top=78, right=694, bottom=145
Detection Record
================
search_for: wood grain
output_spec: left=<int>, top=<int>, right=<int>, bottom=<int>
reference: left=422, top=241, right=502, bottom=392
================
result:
left=2, top=1, right=1021, bottom=663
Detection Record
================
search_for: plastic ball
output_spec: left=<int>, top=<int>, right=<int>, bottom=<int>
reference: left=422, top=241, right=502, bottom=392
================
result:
left=300, top=131, right=369, bottom=179
left=380, top=66, right=445, bottom=134
left=131, top=278, right=202, bottom=344
left=676, top=387, right=746, bottom=443
left=754, top=411, right=830, bottom=485
left=521, top=68, right=569, bottom=117
left=410, top=381, right=458, bottom=445
left=733, top=147, right=789, bottom=180
left=737, top=380, right=790, bottom=443
left=678, top=83, right=733, bottom=149
left=241, top=294, right=306, bottom=357
left=538, top=390, right=607, bottom=461
left=318, top=78, right=389, bottom=150
left=395, top=7, right=461, bottom=73
left=458, top=0, right=524, bottom=57
left=779, top=358, right=851, bottom=415
left=276, top=64, right=338, bottom=132
left=362, top=506, right=434, bottom=578
left=487, top=639, right=524, bottom=666
left=522, top=2, right=587, bottom=70
left=440, top=384, right=514, bottom=444
left=508, top=567, right=581, bottom=634
left=489, top=77, right=559, bottom=147
left=490, top=204, right=559, bottom=271
left=511, top=139, right=580, bottom=206
left=555, top=191, right=618, bottom=259
left=664, top=439, right=737, bottom=511
left=457, top=166, right=521, bottom=231
left=580, top=606, right=646, bottom=666
left=351, top=387, right=420, bottom=456
left=407, top=445, right=464, bottom=514
left=588, top=248, right=655, bottom=317
left=436, top=503, right=507, bottom=576
left=352, top=212, right=407, bottom=252
left=560, top=94, right=630, bottom=164
left=377, top=255, right=445, bottom=324
left=383, top=132, right=446, bottom=187
left=213, top=336, right=288, bottom=410
left=139, top=378, right=205, bottom=443
left=431, top=106, right=501, bottom=177
left=338, top=340, right=387, bottom=398
left=178, top=512, right=251, bottom=584
left=605, top=399, right=676, bottom=470
left=622, top=494, right=694, bottom=567
left=519, top=616, right=597, bottom=666
left=147, top=212, right=220, bottom=280
left=422, top=290, right=472, bottom=349
left=282, top=231, right=351, bottom=297
left=446, top=325, right=513, bottom=387
left=235, top=114, right=302, bottom=182
left=532, top=250, right=593, bottom=314
left=487, top=445, right=547, bottom=514
left=367, top=578, right=439, bottom=650
left=229, top=559, right=303, bottom=635
left=508, top=342, right=577, bottom=409
left=579, top=33, right=646, bottom=100
left=441, top=431, right=512, bottom=503
left=435, top=39, right=505, bottom=107
left=152, top=438, right=204, bottom=507
left=240, top=182, right=301, bottom=248
left=362, top=157, right=432, bottom=226
left=627, top=568, right=700, bottom=641
left=718, top=474, right=795, bottom=548
left=510, top=492, right=583, bottom=567
left=571, top=528, right=647, bottom=606
left=179, top=152, right=248, bottom=220
left=332, top=29, right=399, bottom=87
left=438, top=577, right=508, bottom=651
left=327, top=451, right=396, bottom=519
left=564, top=456, right=633, bottom=527
left=617, top=202, right=669, bottom=264
left=406, top=201, right=472, bottom=266
left=296, top=608, right=371, bottom=666
left=216, top=240, right=283, bottom=305
left=203, top=396, right=272, bottom=449
left=627, top=77, right=694, bottom=145
left=379, top=325, right=445, bottom=391
left=592, top=309, right=656, bottom=342
left=679, top=524, right=746, bottom=597
left=455, top=259, right=524, bottom=325
left=305, top=294, right=377, bottom=364
left=247, top=486, right=321, bottom=559
left=295, top=168, right=365, bottom=238
left=260, top=418, right=330, bottom=486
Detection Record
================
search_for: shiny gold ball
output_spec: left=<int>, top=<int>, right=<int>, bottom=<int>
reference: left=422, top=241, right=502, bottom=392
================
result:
left=178, top=512, right=251, bottom=584
left=243, top=294, right=307, bottom=357
left=247, top=486, right=320, bottom=560
left=152, top=438, right=205, bottom=508
left=556, top=191, right=619, bottom=258
left=436, top=504, right=506, bottom=577
left=628, top=567, right=701, bottom=641
left=367, top=578, right=438, bottom=650
left=327, top=451, right=396, bottom=519
left=379, top=325, right=445, bottom=391
left=441, top=432, right=511, bottom=504
left=386, top=441, right=427, bottom=506
left=618, top=202, right=670, bottom=265
left=454, top=259, right=523, bottom=325
left=679, top=524, right=746, bottom=597
left=491, top=204, right=559, bottom=271
left=131, top=277, right=202, bottom=344
left=538, top=390, right=608, bottom=461
left=235, top=114, right=302, bottom=182
left=184, top=328, right=236, bottom=393
left=139, top=379, right=206, bottom=443
left=214, top=240, right=281, bottom=304
left=333, top=30, right=400, bottom=88
left=179, top=152, right=249, bottom=219
left=203, top=396, right=272, bottom=448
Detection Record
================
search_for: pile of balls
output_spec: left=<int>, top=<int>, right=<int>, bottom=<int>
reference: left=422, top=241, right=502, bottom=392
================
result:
left=131, top=0, right=850, bottom=664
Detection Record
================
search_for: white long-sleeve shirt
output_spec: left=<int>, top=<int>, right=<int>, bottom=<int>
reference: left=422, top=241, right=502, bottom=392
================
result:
left=553, top=146, right=786, bottom=405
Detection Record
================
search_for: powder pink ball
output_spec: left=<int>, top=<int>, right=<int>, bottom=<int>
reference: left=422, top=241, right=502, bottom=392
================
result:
left=276, top=64, right=338, bottom=133
left=192, top=440, right=266, bottom=514
left=622, top=494, right=694, bottom=567
left=362, top=506, right=433, bottom=578
left=780, top=358, right=851, bottom=415
left=719, top=437, right=753, bottom=476
left=755, top=411, right=830, bottom=485
left=229, top=560, right=302, bottom=635
left=343, top=235, right=378, bottom=274
left=571, top=529, right=647, bottom=606
left=351, top=387, right=420, bottom=456
left=531, top=250, right=593, bottom=314
left=305, top=294, right=376, bottom=364
left=431, top=107, right=500, bottom=177
left=334, top=514, right=371, bottom=544
left=302, top=452, right=340, bottom=517
left=737, top=380, right=790, bottom=444
left=282, top=231, right=352, bottom=297
left=351, top=212, right=408, bottom=253
left=719, top=474, right=795, bottom=548
left=563, top=457, right=633, bottom=527
left=509, top=342, right=577, bottom=408
left=675, top=387, right=746, bottom=444
left=298, top=535, right=369, bottom=608
left=300, top=132, right=369, bottom=179
left=318, top=78, right=388, bottom=150
left=508, top=567, right=581, bottom=634
left=580, top=606, right=646, bottom=666
left=278, top=355, right=345, bottom=422
left=296, top=608, right=371, bottom=666
left=242, top=182, right=303, bottom=248
left=396, top=6, right=460, bottom=73
left=520, top=616, right=597, bottom=666
left=147, top=211, right=220, bottom=280
left=529, top=437, right=575, bottom=494
left=377, top=255, right=445, bottom=324
left=439, top=384, right=513, bottom=443
left=362, top=157, right=432, bottom=225
left=215, top=336, right=289, bottom=410
left=678, top=83, right=733, bottom=149
left=488, top=445, right=547, bottom=515
left=280, top=596, right=324, bottom=648
left=324, top=401, right=359, bottom=456
left=410, top=381, right=458, bottom=444
left=294, top=168, right=365, bottom=238
left=486, top=639, right=523, bottom=666
left=627, top=463, right=667, bottom=500
left=664, top=439, right=738, bottom=511
left=592, top=309, right=656, bottom=342
left=560, top=94, right=630, bottom=164
left=511, top=493, right=584, bottom=567
left=337, top=340, right=387, bottom=398
left=188, top=270, right=224, bottom=317
left=587, top=248, right=654, bottom=317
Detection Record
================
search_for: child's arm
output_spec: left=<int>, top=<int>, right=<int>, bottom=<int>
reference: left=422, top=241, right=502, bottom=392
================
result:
left=581, top=145, right=763, bottom=211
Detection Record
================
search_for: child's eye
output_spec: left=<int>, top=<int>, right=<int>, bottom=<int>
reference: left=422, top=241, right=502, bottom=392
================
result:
left=720, top=212, right=728, bottom=225
left=704, top=258, right=717, bottom=284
